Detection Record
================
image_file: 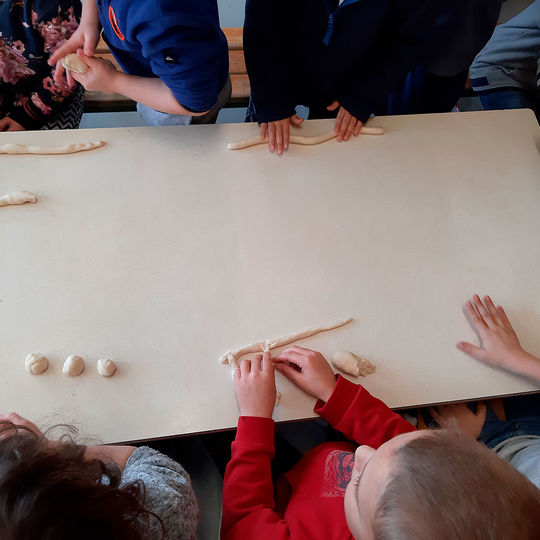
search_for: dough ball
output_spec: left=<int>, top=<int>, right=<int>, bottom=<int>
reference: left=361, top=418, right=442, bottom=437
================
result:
left=62, top=355, right=85, bottom=377
left=97, top=358, right=117, bottom=377
left=61, top=54, right=88, bottom=74
left=25, top=353, right=48, bottom=375
left=331, top=350, right=376, bottom=378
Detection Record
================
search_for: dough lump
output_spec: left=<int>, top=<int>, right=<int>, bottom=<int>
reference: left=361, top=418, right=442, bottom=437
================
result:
left=331, top=350, right=376, bottom=377
left=97, top=358, right=117, bottom=377
left=25, top=353, right=48, bottom=375
left=63, top=355, right=85, bottom=377
left=61, top=54, right=89, bottom=74
left=0, top=191, right=36, bottom=207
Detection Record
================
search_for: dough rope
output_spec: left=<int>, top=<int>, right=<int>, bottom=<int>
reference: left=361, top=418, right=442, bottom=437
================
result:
left=0, top=141, right=105, bottom=155
left=220, top=317, right=354, bottom=365
left=228, top=127, right=384, bottom=150
left=0, top=191, right=36, bottom=207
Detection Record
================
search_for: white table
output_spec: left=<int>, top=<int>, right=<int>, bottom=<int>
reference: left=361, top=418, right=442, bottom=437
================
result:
left=1, top=110, right=539, bottom=444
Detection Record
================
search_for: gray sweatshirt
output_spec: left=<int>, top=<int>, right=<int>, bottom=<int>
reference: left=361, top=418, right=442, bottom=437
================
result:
left=470, top=0, right=540, bottom=94
left=120, top=446, right=199, bottom=539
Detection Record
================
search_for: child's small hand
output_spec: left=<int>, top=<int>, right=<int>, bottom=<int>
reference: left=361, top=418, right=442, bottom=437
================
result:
left=233, top=352, right=276, bottom=418
left=273, top=346, right=336, bottom=402
left=49, top=22, right=101, bottom=86
left=327, top=101, right=363, bottom=142
left=458, top=295, right=525, bottom=370
left=430, top=402, right=487, bottom=440
left=0, top=117, right=25, bottom=132
left=68, top=51, right=118, bottom=93
left=260, top=114, right=304, bottom=155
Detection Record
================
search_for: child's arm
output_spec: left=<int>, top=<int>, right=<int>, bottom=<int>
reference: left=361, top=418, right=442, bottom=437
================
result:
left=244, top=0, right=298, bottom=155
left=222, top=353, right=291, bottom=539
left=459, top=295, right=540, bottom=383
left=64, top=51, right=206, bottom=116
left=274, top=347, right=415, bottom=448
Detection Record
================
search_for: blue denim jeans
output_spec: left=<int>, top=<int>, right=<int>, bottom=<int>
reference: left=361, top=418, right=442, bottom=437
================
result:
left=479, top=394, right=540, bottom=448
left=479, top=88, right=540, bottom=123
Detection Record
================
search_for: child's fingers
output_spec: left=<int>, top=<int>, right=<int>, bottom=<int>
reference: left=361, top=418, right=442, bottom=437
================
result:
left=496, top=304, right=513, bottom=329
left=283, top=121, right=289, bottom=150
left=291, top=114, right=304, bottom=126
left=274, top=361, right=302, bottom=385
left=464, top=300, right=487, bottom=331
left=274, top=349, right=306, bottom=367
left=250, top=354, right=262, bottom=372
left=457, top=341, right=485, bottom=360
left=353, top=120, right=363, bottom=136
left=476, top=401, right=487, bottom=421
left=268, top=123, right=276, bottom=153
left=473, top=294, right=491, bottom=324
left=275, top=123, right=284, bottom=155
left=262, top=351, right=273, bottom=373
left=259, top=123, right=268, bottom=140
left=428, top=406, right=444, bottom=427
left=240, top=358, right=252, bottom=375
left=483, top=295, right=499, bottom=319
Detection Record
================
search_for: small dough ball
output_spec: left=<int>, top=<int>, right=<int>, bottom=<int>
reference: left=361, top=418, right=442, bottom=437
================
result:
left=97, top=358, right=117, bottom=377
left=331, top=350, right=376, bottom=378
left=63, top=355, right=85, bottom=377
left=25, top=353, right=48, bottom=375
left=61, top=54, right=88, bottom=74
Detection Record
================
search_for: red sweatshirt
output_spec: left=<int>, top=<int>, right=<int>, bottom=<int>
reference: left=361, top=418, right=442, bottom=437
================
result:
left=221, top=376, right=416, bottom=539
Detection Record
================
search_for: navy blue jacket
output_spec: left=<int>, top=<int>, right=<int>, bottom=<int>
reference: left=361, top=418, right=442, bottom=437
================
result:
left=97, top=0, right=229, bottom=112
left=244, top=0, right=501, bottom=123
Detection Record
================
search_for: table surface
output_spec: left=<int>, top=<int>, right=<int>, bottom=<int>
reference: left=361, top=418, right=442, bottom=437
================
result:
left=1, top=110, right=539, bottom=444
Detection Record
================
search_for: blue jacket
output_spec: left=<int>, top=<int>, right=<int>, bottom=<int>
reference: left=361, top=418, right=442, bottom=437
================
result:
left=96, top=0, right=229, bottom=112
left=244, top=0, right=501, bottom=123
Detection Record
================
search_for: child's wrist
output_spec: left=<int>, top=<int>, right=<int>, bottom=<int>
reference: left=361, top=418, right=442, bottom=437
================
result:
left=509, top=350, right=540, bottom=377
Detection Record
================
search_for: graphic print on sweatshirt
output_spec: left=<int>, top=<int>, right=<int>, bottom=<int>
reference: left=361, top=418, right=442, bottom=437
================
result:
left=322, top=450, right=354, bottom=497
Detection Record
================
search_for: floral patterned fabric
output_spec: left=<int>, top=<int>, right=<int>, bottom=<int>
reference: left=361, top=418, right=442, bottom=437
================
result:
left=0, top=0, right=82, bottom=130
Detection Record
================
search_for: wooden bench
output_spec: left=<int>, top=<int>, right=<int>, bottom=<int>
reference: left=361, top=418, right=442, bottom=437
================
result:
left=85, top=27, right=250, bottom=113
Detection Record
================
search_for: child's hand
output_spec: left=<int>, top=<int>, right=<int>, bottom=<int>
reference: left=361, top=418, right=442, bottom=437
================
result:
left=430, top=402, right=487, bottom=440
left=260, top=114, right=304, bottom=155
left=273, top=346, right=336, bottom=402
left=49, top=21, right=100, bottom=86
left=327, top=101, right=363, bottom=142
left=0, top=117, right=25, bottom=132
left=233, top=352, right=276, bottom=418
left=68, top=51, right=118, bottom=93
left=0, top=413, right=43, bottom=439
left=458, top=295, right=525, bottom=370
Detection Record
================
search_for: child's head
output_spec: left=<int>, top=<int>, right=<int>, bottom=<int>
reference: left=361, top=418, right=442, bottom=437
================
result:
left=0, top=420, right=156, bottom=540
left=344, top=428, right=540, bottom=540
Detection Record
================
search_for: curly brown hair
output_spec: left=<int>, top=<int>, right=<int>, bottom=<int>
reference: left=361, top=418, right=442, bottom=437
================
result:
left=0, top=421, right=161, bottom=540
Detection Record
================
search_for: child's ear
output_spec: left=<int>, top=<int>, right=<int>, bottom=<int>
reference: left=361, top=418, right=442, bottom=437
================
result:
left=354, top=445, right=375, bottom=472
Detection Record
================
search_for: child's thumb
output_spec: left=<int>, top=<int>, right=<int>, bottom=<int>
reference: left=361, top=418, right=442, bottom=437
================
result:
left=457, top=341, right=484, bottom=360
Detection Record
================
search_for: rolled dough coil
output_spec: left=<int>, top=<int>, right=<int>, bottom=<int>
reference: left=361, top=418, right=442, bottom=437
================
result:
left=227, top=127, right=384, bottom=150
left=220, top=317, right=354, bottom=365
left=0, top=191, right=36, bottom=207
left=0, top=141, right=105, bottom=155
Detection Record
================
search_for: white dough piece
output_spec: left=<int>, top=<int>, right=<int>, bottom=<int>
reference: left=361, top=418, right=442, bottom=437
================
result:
left=25, top=353, right=48, bottom=375
left=0, top=141, right=105, bottom=155
left=228, top=127, right=384, bottom=150
left=220, top=317, right=354, bottom=365
left=61, top=53, right=89, bottom=74
left=331, top=350, right=376, bottom=377
left=275, top=391, right=282, bottom=407
left=62, top=355, right=85, bottom=377
left=0, top=191, right=36, bottom=207
left=97, top=358, right=117, bottom=377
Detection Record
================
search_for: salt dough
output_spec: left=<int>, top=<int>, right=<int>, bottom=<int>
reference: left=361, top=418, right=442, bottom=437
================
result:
left=228, top=127, right=384, bottom=150
left=25, top=353, right=48, bottom=375
left=61, top=54, right=89, bottom=74
left=331, top=350, right=376, bottom=377
left=0, top=141, right=105, bottom=155
left=220, top=317, right=354, bottom=366
left=0, top=191, right=36, bottom=207
left=63, top=355, right=84, bottom=377
left=97, top=358, right=117, bottom=377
